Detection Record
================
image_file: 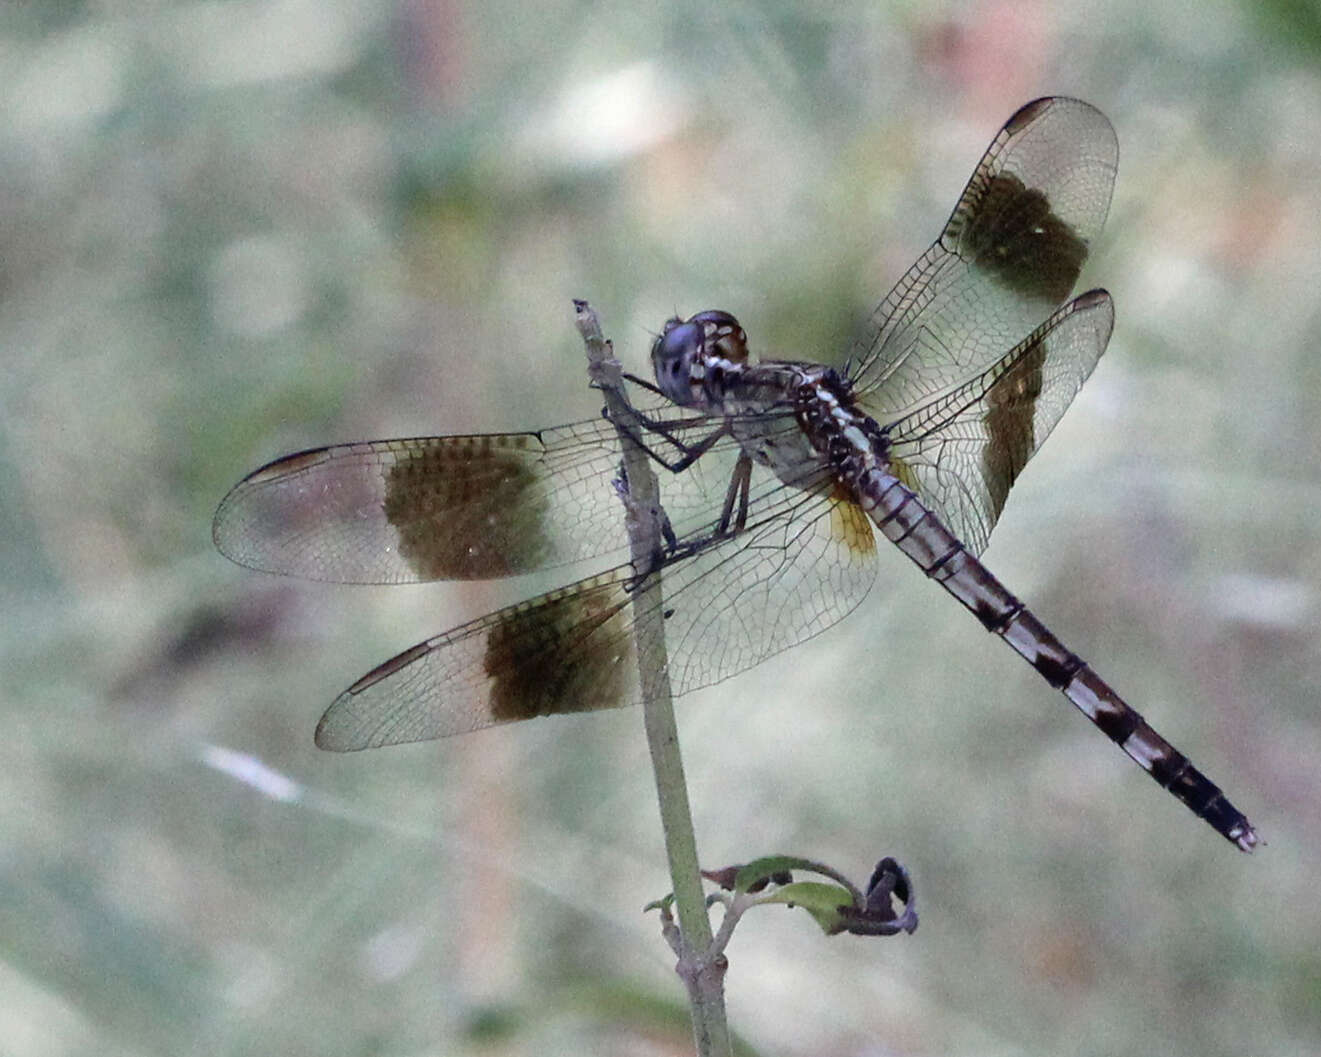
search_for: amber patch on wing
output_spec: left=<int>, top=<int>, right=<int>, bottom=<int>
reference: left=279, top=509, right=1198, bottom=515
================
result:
left=484, top=577, right=633, bottom=722
left=382, top=436, right=554, bottom=579
left=829, top=487, right=876, bottom=555
left=887, top=455, right=920, bottom=495
left=962, top=173, right=1087, bottom=304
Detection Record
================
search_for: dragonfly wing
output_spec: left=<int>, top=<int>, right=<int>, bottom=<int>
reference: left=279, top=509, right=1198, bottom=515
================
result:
left=314, top=467, right=878, bottom=747
left=212, top=397, right=748, bottom=584
left=313, top=565, right=644, bottom=747
left=884, top=290, right=1115, bottom=555
left=852, top=96, right=1117, bottom=418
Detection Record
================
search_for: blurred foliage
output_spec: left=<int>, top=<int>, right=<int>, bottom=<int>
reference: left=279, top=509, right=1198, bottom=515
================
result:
left=2, top=1, right=1320, bottom=1056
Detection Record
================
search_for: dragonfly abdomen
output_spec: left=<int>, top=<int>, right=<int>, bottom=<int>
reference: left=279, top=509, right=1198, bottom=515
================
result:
left=853, top=466, right=1260, bottom=852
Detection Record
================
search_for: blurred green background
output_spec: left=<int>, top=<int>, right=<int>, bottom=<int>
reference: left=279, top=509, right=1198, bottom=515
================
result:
left=3, top=1, right=1319, bottom=1055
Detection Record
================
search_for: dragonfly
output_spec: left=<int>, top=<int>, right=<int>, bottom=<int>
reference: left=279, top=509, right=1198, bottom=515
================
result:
left=214, top=97, right=1259, bottom=852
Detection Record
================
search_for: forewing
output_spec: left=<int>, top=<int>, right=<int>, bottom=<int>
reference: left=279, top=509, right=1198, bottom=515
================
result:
left=314, top=471, right=878, bottom=748
left=884, top=290, right=1114, bottom=556
left=212, top=397, right=751, bottom=584
left=851, top=97, right=1117, bottom=418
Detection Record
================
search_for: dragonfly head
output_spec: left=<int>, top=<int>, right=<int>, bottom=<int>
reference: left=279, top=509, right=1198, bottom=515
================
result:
left=651, top=310, right=749, bottom=406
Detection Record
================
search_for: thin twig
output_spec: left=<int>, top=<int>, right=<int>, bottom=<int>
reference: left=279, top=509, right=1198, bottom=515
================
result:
left=574, top=300, right=731, bottom=1057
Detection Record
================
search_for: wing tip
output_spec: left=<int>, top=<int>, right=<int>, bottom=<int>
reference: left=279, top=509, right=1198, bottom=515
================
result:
left=313, top=706, right=363, bottom=752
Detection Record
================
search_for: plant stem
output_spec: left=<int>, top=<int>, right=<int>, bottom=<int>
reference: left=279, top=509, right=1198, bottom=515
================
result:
left=574, top=301, right=731, bottom=1057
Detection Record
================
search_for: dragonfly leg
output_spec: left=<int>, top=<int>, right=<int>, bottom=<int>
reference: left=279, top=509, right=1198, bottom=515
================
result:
left=619, top=370, right=666, bottom=397
left=715, top=452, right=752, bottom=536
left=648, top=453, right=754, bottom=573
left=602, top=389, right=733, bottom=474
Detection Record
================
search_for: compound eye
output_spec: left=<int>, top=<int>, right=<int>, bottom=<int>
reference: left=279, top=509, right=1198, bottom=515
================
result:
left=651, top=320, right=704, bottom=404
left=689, top=310, right=748, bottom=364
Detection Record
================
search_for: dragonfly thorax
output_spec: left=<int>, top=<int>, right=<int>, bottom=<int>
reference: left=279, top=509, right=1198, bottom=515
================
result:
left=651, top=309, right=750, bottom=407
left=792, top=370, right=893, bottom=482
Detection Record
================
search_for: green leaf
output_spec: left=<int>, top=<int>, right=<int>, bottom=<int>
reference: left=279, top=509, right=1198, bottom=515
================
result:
left=731, top=856, right=813, bottom=893
left=758, top=881, right=857, bottom=935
